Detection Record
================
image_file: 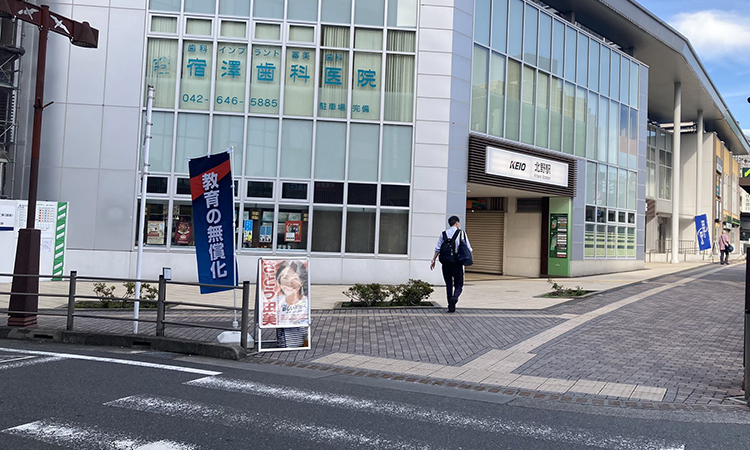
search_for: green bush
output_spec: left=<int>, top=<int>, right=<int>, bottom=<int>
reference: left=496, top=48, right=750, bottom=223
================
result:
left=92, top=281, right=158, bottom=306
left=343, top=279, right=433, bottom=307
left=389, top=279, right=434, bottom=306
left=343, top=283, right=392, bottom=307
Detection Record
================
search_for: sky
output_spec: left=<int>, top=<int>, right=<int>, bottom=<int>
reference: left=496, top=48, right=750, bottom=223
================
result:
left=635, top=0, right=750, bottom=137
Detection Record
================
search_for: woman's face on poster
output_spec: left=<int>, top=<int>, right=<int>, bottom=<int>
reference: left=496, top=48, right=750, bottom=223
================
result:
left=278, top=266, right=302, bottom=297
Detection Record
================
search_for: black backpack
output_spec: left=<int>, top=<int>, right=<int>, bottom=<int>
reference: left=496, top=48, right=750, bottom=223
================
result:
left=438, top=231, right=458, bottom=265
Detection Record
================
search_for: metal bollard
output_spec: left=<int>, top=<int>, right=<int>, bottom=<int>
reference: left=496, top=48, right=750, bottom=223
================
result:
left=66, top=271, right=77, bottom=331
left=241, top=281, right=249, bottom=350
left=156, top=275, right=166, bottom=337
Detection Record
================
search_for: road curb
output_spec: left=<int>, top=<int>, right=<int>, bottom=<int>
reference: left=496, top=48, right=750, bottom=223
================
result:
left=0, top=326, right=245, bottom=360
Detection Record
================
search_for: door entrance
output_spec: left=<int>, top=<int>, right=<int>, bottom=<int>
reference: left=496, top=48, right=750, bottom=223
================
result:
left=464, top=211, right=504, bottom=274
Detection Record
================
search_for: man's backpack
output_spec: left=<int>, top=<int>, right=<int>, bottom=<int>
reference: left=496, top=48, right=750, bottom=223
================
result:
left=438, top=231, right=458, bottom=265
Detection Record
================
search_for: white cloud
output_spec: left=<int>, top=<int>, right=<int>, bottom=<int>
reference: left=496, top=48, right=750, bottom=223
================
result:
left=671, top=10, right=750, bottom=62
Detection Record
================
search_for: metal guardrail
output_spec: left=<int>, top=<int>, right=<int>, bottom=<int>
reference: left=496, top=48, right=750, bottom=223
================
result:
left=0, top=271, right=252, bottom=349
left=650, top=239, right=698, bottom=254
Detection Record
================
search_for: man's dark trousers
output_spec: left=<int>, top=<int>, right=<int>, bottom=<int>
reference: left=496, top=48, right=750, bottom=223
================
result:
left=441, top=262, right=463, bottom=311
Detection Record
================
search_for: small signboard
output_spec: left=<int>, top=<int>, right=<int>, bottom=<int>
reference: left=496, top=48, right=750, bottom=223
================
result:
left=694, top=214, right=711, bottom=251
left=549, top=213, right=568, bottom=258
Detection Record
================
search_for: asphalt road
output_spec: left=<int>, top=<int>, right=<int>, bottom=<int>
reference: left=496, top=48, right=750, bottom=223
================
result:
left=1, top=340, right=749, bottom=450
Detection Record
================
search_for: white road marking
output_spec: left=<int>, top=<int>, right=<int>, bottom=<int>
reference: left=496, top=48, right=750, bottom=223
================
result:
left=187, top=377, right=684, bottom=450
left=3, top=419, right=196, bottom=450
left=0, top=355, right=65, bottom=371
left=106, top=395, right=436, bottom=450
left=0, top=347, right=221, bottom=376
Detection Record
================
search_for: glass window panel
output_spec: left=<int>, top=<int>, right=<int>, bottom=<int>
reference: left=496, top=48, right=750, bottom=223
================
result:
left=254, top=0, right=284, bottom=19
left=628, top=212, right=635, bottom=224
left=627, top=227, right=635, bottom=257
left=600, top=46, right=610, bottom=96
left=315, top=122, right=346, bottom=180
left=549, top=76, right=562, bottom=151
left=586, top=161, right=596, bottom=204
left=619, top=104, right=628, bottom=167
left=606, top=225, right=616, bottom=257
left=535, top=72, right=549, bottom=147
left=348, top=123, right=379, bottom=182
left=348, top=183, right=377, bottom=205
left=282, top=182, right=308, bottom=199
left=287, top=0, right=318, bottom=21
left=618, top=211, right=626, bottom=223
left=247, top=181, right=273, bottom=198
left=322, top=25, right=350, bottom=47
left=149, top=0, right=180, bottom=12
left=575, top=87, right=586, bottom=157
left=246, top=117, right=278, bottom=177
left=171, top=202, right=195, bottom=247
left=586, top=92, right=597, bottom=160
left=211, top=115, right=244, bottom=174
left=387, top=0, right=417, bottom=28
left=352, top=52, right=382, bottom=120
left=241, top=204, right=273, bottom=249
left=318, top=49, right=349, bottom=118
left=521, top=65, right=535, bottom=145
left=610, top=52, right=620, bottom=99
left=562, top=82, right=574, bottom=154
left=174, top=114, right=209, bottom=173
left=284, top=47, right=316, bottom=116
left=314, top=182, right=344, bottom=203
left=280, top=119, right=312, bottom=178
left=312, top=207, right=342, bottom=252
left=588, top=41, right=599, bottom=93
left=147, top=177, right=168, bottom=194
left=387, top=30, right=416, bottom=52
left=506, top=59, right=521, bottom=141
left=585, top=205, right=596, bottom=222
left=607, top=166, right=617, bottom=207
left=471, top=45, right=489, bottom=133
left=629, top=108, right=638, bottom=169
left=608, top=100, right=618, bottom=164
left=220, top=0, right=251, bottom=16
left=597, top=207, right=606, bottom=223
left=186, top=18, right=212, bottom=35
left=597, top=163, right=607, bottom=205
left=276, top=206, right=309, bottom=251
left=538, top=13, right=551, bottom=72
left=346, top=208, right=376, bottom=253
left=488, top=52, right=506, bottom=137
left=647, top=161, right=656, bottom=197
left=381, top=185, right=410, bottom=207
left=628, top=171, right=637, bottom=210
left=180, top=41, right=213, bottom=111
left=524, top=5, right=537, bottom=65
left=146, top=112, right=174, bottom=173
left=141, top=200, right=169, bottom=246
left=185, top=0, right=215, bottom=14
left=618, top=168, right=627, bottom=209
left=620, top=57, right=629, bottom=103
left=214, top=43, right=247, bottom=112
left=475, top=0, right=491, bottom=46
left=290, top=25, right=315, bottom=42
left=551, top=20, right=564, bottom=77
left=597, top=95, right=607, bottom=162
left=617, top=226, right=627, bottom=256
left=175, top=178, right=191, bottom=195
left=322, top=0, right=352, bottom=24
left=355, top=28, right=383, bottom=50
left=507, top=0, right=523, bottom=60
left=146, top=38, right=178, bottom=109
left=220, top=21, right=246, bottom=38
left=585, top=223, right=595, bottom=257
left=379, top=210, right=408, bottom=254
left=249, top=45, right=282, bottom=114
left=382, top=125, right=412, bottom=183
left=255, top=23, right=281, bottom=40
left=355, top=0, right=385, bottom=26
left=596, top=224, right=606, bottom=257
left=492, top=0, right=508, bottom=53
left=607, top=209, right=616, bottom=223
left=630, top=62, right=639, bottom=107
left=384, top=54, right=414, bottom=122
left=576, top=34, right=588, bottom=87
left=564, top=26, right=576, bottom=81
left=151, top=16, right=177, bottom=33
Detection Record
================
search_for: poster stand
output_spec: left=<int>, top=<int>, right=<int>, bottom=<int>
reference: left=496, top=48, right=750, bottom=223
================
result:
left=255, top=257, right=311, bottom=352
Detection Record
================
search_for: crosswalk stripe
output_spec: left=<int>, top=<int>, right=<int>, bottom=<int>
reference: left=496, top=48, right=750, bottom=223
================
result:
left=186, top=377, right=684, bottom=450
left=2, top=419, right=196, bottom=450
left=106, top=395, right=437, bottom=450
left=0, top=356, right=65, bottom=371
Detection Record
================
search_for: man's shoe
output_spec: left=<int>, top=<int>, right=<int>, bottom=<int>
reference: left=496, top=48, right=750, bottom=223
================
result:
left=447, top=297, right=456, bottom=312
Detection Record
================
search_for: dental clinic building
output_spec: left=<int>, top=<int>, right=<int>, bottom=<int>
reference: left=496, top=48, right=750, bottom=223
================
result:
left=6, top=0, right=748, bottom=284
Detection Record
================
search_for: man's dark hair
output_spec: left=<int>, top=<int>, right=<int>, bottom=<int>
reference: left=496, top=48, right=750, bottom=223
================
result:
left=448, top=215, right=460, bottom=226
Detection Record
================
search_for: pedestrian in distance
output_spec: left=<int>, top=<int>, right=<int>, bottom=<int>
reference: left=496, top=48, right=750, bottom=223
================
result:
left=430, top=215, right=473, bottom=313
left=718, top=229, right=731, bottom=265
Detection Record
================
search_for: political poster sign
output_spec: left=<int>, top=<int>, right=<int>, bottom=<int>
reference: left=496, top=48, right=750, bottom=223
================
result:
left=189, top=152, right=236, bottom=293
left=694, top=214, right=711, bottom=251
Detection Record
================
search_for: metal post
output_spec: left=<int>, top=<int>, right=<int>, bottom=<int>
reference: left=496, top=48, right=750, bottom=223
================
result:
left=66, top=271, right=77, bottom=331
left=671, top=82, right=682, bottom=264
left=134, top=85, right=155, bottom=334
left=156, top=274, right=166, bottom=337
left=745, top=255, right=750, bottom=404
left=241, top=281, right=249, bottom=349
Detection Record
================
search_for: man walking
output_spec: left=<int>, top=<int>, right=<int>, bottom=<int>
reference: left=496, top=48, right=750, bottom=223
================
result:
left=718, top=229, right=731, bottom=265
left=430, top=215, right=472, bottom=313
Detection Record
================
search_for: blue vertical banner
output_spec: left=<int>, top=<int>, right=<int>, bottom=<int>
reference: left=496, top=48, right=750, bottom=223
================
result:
left=189, top=152, right=236, bottom=293
left=694, top=214, right=711, bottom=251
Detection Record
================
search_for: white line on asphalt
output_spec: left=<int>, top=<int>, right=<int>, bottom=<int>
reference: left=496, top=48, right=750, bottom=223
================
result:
left=3, top=419, right=197, bottom=450
left=0, top=347, right=221, bottom=376
left=106, top=395, right=436, bottom=450
left=0, top=356, right=65, bottom=371
left=186, top=377, right=684, bottom=450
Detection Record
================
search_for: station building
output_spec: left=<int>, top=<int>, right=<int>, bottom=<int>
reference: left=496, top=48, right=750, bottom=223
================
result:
left=2, top=0, right=748, bottom=284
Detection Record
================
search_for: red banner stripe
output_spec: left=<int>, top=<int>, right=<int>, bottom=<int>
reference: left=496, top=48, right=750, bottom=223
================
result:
left=190, top=159, right=232, bottom=201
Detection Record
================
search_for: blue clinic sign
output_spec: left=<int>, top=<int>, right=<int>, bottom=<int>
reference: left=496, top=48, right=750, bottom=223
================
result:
left=189, top=152, right=236, bottom=293
left=694, top=214, right=711, bottom=251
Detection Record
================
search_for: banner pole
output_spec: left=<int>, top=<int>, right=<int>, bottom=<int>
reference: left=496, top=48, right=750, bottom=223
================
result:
left=229, top=146, right=238, bottom=328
